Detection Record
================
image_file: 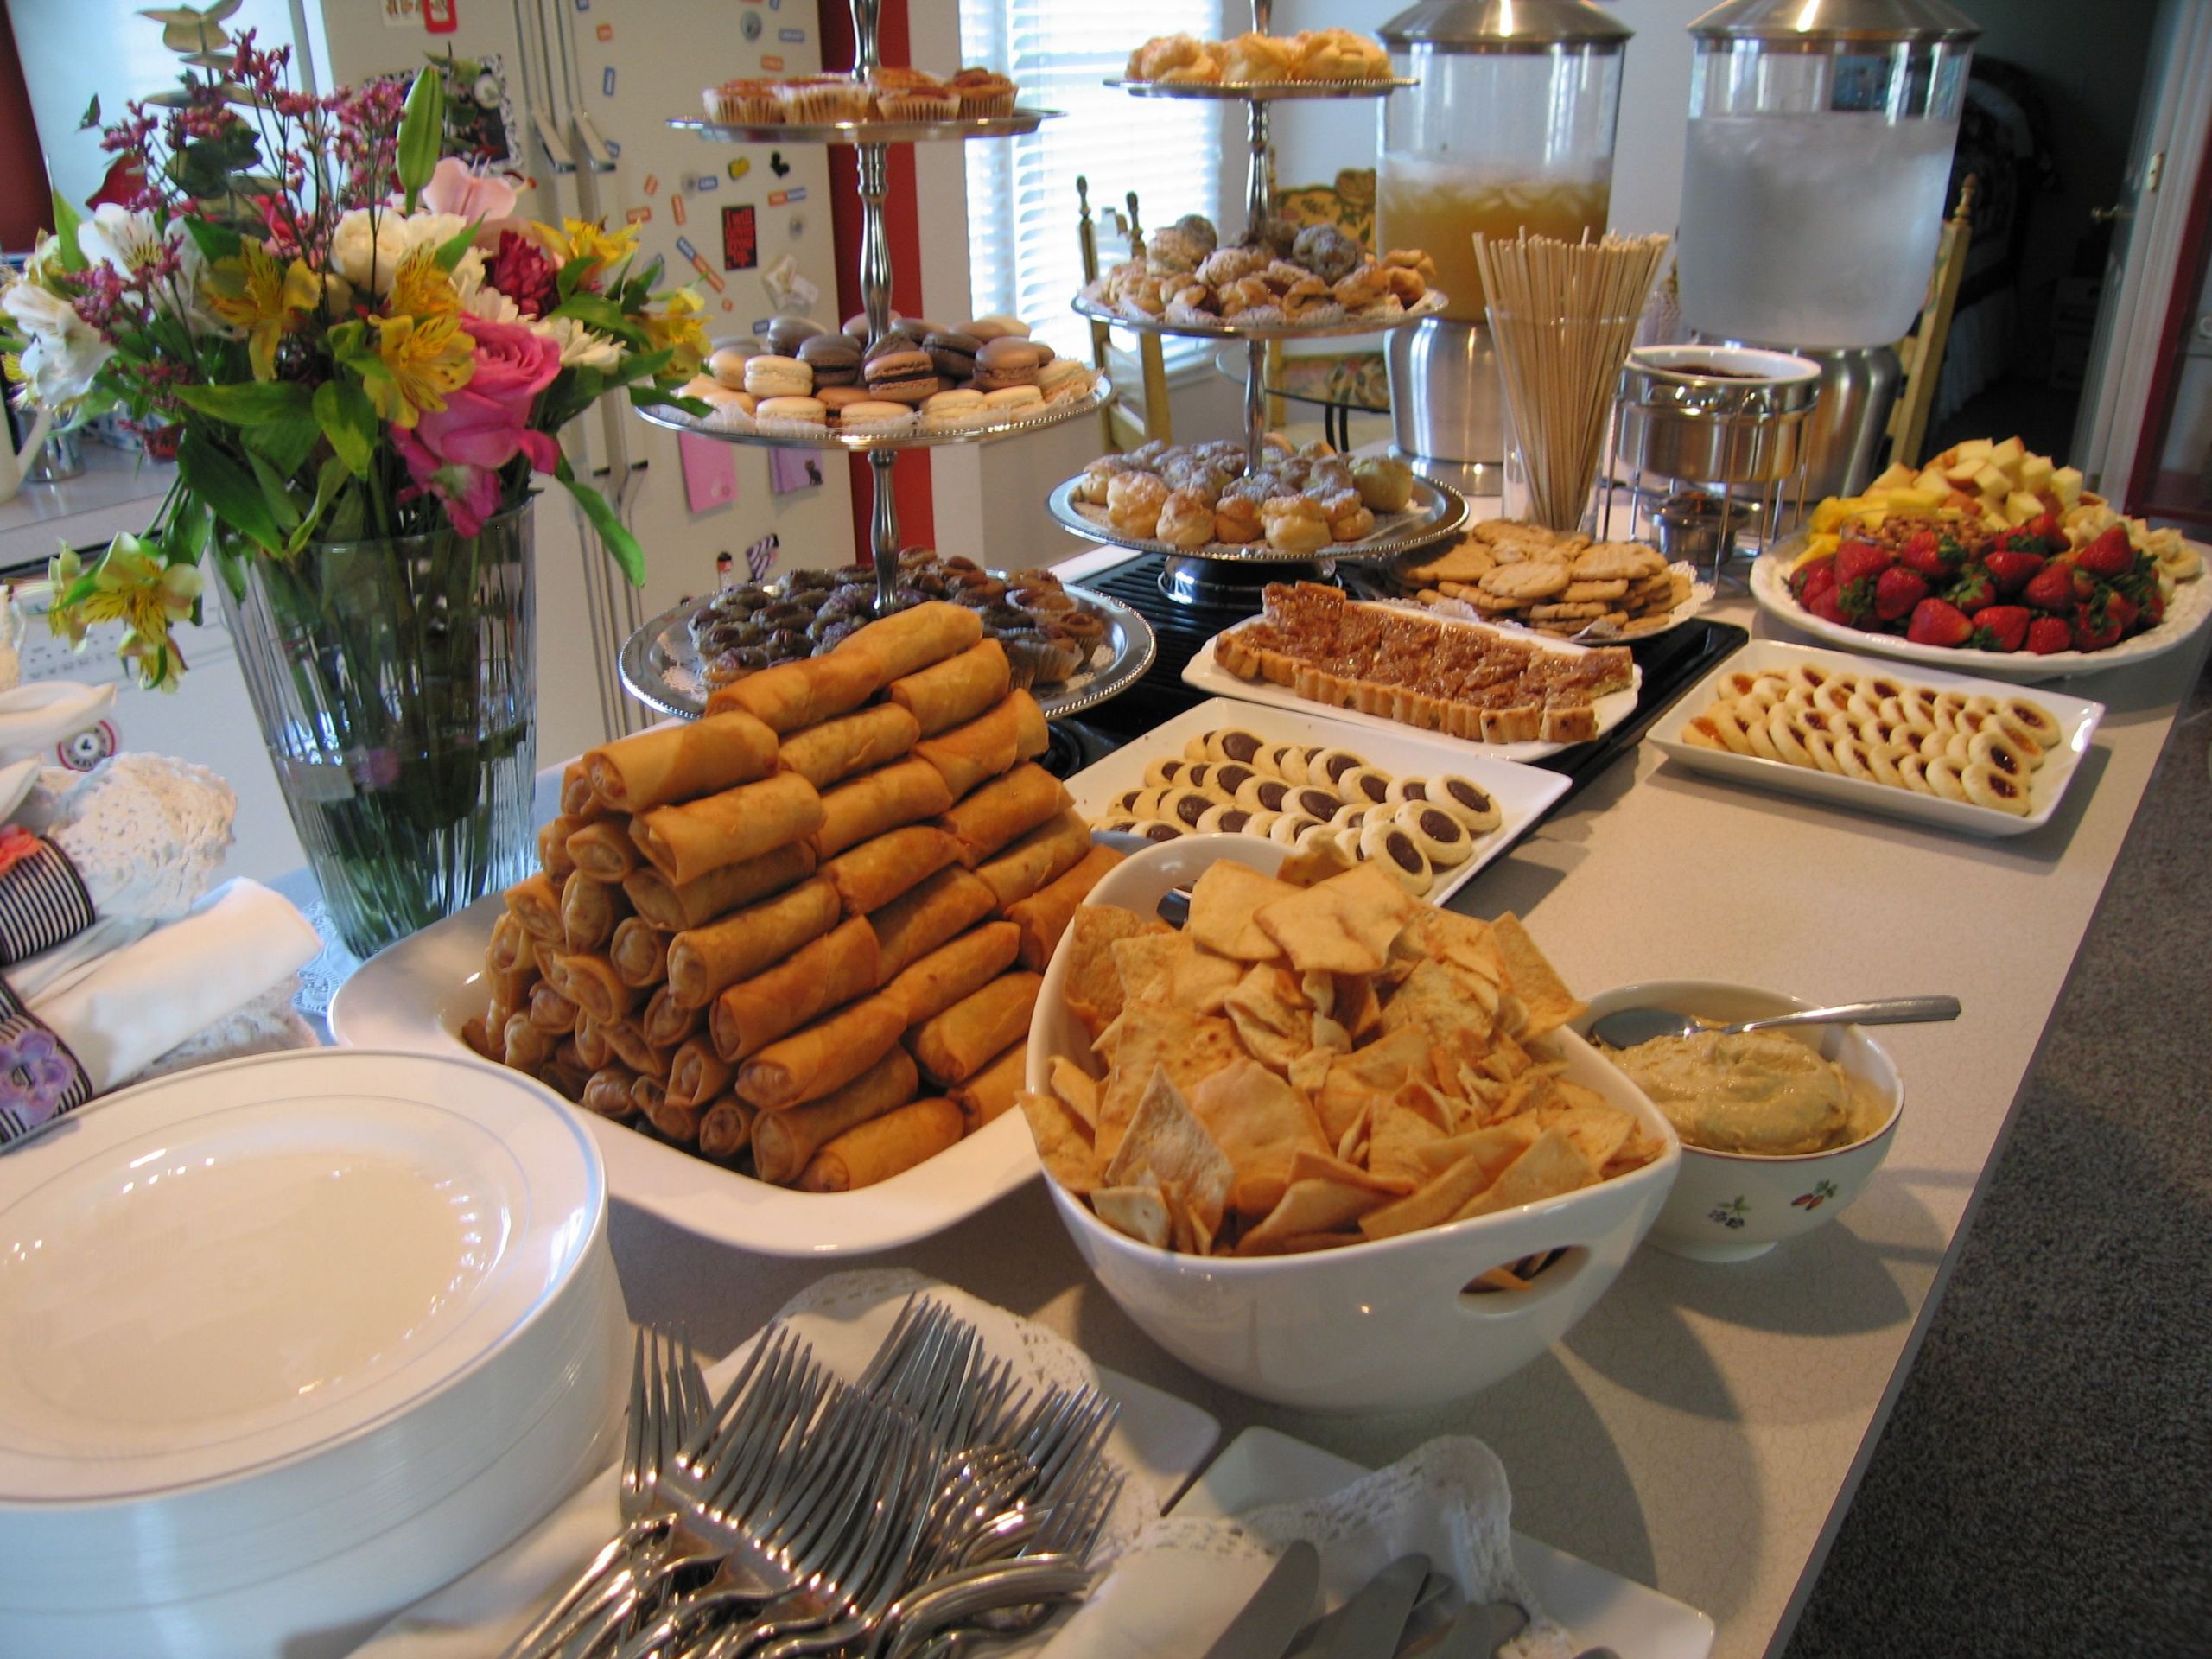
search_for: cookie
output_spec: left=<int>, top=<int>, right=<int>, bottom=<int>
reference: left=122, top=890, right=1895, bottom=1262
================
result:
left=1528, top=599, right=1611, bottom=620
left=1571, top=543, right=1662, bottom=582
left=1561, top=578, right=1630, bottom=602
left=1477, top=562, right=1571, bottom=601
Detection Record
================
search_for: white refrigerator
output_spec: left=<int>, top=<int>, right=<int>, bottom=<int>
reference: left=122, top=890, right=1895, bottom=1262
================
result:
left=12, top=0, right=857, bottom=760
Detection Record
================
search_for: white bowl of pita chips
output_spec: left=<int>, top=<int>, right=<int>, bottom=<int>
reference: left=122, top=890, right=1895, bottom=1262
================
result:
left=1020, top=835, right=1680, bottom=1411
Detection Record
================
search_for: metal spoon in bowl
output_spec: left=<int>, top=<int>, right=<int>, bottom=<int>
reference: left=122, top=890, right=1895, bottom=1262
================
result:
left=1589, top=995, right=1961, bottom=1051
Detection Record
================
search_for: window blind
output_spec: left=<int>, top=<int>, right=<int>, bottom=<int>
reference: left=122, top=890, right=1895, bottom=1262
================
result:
left=958, top=0, right=1230, bottom=370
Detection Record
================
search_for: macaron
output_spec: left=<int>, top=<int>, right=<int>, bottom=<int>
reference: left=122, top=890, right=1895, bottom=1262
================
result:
left=922, top=388, right=987, bottom=429
left=798, top=333, right=861, bottom=387
left=706, top=345, right=754, bottom=389
left=1037, top=358, right=1092, bottom=401
left=969, top=335, right=1046, bottom=392
left=677, top=372, right=726, bottom=400
left=765, top=315, right=823, bottom=356
left=963, top=314, right=1031, bottom=342
left=924, top=328, right=982, bottom=383
left=754, top=395, right=828, bottom=424
left=844, top=309, right=905, bottom=343
left=696, top=385, right=755, bottom=415
left=861, top=348, right=942, bottom=405
left=836, top=399, right=916, bottom=426
left=862, top=329, right=924, bottom=363
left=982, top=385, right=1043, bottom=414
left=817, top=385, right=875, bottom=412
left=743, top=354, right=812, bottom=398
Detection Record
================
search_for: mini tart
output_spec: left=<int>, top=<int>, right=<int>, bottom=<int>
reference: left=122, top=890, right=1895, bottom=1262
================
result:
left=1325, top=801, right=1372, bottom=834
left=1200, top=762, right=1261, bottom=801
left=1394, top=800, right=1472, bottom=867
left=1196, top=802, right=1259, bottom=835
left=1382, top=775, right=1430, bottom=809
left=1286, top=785, right=1344, bottom=823
left=1359, top=816, right=1434, bottom=894
left=1305, top=747, right=1367, bottom=792
left=1334, top=765, right=1395, bottom=809
left=1203, top=727, right=1271, bottom=766
left=1255, top=740, right=1307, bottom=781
left=1238, top=810, right=1281, bottom=841
left=1234, top=775, right=1300, bottom=816
left=1154, top=786, right=1216, bottom=832
left=1126, top=818, right=1185, bottom=842
left=1427, top=774, right=1503, bottom=833
left=1141, top=757, right=1192, bottom=788
left=1962, top=760, right=2033, bottom=817
left=1269, top=812, right=1322, bottom=846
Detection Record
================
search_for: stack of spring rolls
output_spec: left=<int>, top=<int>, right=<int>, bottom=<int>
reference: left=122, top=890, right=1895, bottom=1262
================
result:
left=465, top=599, right=1124, bottom=1194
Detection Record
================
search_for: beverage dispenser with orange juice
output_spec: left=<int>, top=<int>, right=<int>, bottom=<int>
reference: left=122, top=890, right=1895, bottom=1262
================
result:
left=1378, top=0, right=1630, bottom=491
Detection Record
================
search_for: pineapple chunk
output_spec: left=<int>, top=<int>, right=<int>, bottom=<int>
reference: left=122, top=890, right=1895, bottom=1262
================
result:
left=1978, top=491, right=2009, bottom=520
left=1810, top=496, right=1863, bottom=534
left=1953, top=437, right=1995, bottom=461
left=2018, top=454, right=2055, bottom=493
left=2051, top=466, right=2084, bottom=505
left=1915, top=466, right=1952, bottom=497
left=1990, top=435, right=2027, bottom=468
left=1943, top=460, right=1985, bottom=489
left=1882, top=486, right=1943, bottom=511
left=2005, top=491, right=2046, bottom=525
left=1792, top=536, right=1839, bottom=572
left=1871, top=462, right=1918, bottom=492
left=1973, top=462, right=2012, bottom=496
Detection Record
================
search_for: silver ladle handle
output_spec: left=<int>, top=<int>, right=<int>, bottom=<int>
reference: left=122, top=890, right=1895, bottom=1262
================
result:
left=1727, top=996, right=1961, bottom=1035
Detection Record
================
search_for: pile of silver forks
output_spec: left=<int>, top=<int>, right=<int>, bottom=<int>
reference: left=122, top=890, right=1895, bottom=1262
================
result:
left=501, top=1299, right=1124, bottom=1659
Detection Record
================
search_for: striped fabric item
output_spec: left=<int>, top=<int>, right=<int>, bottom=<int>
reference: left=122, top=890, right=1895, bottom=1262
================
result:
left=0, top=980, right=93, bottom=1150
left=0, top=836, right=95, bottom=967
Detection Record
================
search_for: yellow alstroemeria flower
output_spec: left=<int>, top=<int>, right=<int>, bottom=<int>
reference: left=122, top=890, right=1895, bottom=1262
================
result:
left=50, top=534, right=204, bottom=690
left=365, top=311, right=474, bottom=429
left=204, top=242, right=321, bottom=381
left=642, top=287, right=709, bottom=372
left=386, top=245, right=461, bottom=321
left=547, top=217, right=640, bottom=283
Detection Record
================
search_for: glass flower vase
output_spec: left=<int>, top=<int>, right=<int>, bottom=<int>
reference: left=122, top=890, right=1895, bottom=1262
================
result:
left=220, top=500, right=537, bottom=960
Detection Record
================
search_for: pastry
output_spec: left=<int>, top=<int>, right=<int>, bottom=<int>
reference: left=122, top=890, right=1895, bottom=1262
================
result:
left=921, top=388, right=987, bottom=429
left=797, top=333, right=860, bottom=387
left=1106, top=471, right=1169, bottom=537
left=923, top=327, right=981, bottom=382
left=778, top=75, right=872, bottom=123
left=835, top=399, right=914, bottom=428
left=743, top=354, right=812, bottom=398
left=963, top=315, right=1031, bottom=342
left=1036, top=359, right=1093, bottom=402
left=707, top=79, right=783, bottom=124
left=1357, top=817, right=1433, bottom=894
left=765, top=316, right=823, bottom=356
left=706, top=345, right=754, bottom=388
left=982, top=385, right=1043, bottom=414
left=817, top=385, right=873, bottom=413
left=1394, top=801, right=1472, bottom=867
left=948, top=67, right=1018, bottom=117
left=1269, top=812, right=1322, bottom=847
left=969, top=335, right=1047, bottom=391
left=1195, top=804, right=1258, bottom=835
left=1219, top=30, right=1295, bottom=81
left=861, top=347, right=941, bottom=405
left=1156, top=487, right=1216, bottom=550
left=1261, top=496, right=1330, bottom=555
left=1211, top=494, right=1262, bottom=544
left=753, top=395, right=828, bottom=424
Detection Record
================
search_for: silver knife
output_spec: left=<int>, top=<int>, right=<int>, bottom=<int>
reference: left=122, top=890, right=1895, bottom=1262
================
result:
left=1317, top=1554, right=1430, bottom=1659
left=1199, top=1540, right=1322, bottom=1659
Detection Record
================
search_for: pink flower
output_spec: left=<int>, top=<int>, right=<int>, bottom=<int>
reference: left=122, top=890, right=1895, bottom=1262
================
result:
left=392, top=313, right=561, bottom=535
left=421, top=156, right=519, bottom=223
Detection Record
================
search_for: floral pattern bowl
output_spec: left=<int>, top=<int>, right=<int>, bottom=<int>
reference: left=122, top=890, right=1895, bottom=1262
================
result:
left=1573, top=981, right=1904, bottom=1263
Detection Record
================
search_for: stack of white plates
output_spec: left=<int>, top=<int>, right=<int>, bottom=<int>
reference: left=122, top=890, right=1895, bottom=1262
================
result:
left=0, top=1048, right=628, bottom=1659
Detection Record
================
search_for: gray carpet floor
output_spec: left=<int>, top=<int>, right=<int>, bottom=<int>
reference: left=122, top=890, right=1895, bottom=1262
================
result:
left=1781, top=660, right=2212, bottom=1659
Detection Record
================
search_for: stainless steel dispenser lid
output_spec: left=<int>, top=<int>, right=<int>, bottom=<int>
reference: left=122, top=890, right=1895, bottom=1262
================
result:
left=1688, top=0, right=1980, bottom=45
left=1378, top=0, right=1632, bottom=53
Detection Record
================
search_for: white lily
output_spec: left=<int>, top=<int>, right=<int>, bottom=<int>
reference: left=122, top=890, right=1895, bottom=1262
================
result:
left=1, top=281, right=112, bottom=406
left=76, top=204, right=215, bottom=327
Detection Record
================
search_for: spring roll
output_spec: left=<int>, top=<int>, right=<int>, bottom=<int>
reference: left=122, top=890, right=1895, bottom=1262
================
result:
left=623, top=842, right=817, bottom=932
left=974, top=810, right=1093, bottom=911
left=489, top=912, right=538, bottom=976
left=709, top=916, right=880, bottom=1064
left=908, top=971, right=1042, bottom=1086
left=527, top=982, right=580, bottom=1034
left=506, top=873, right=567, bottom=944
left=537, top=816, right=583, bottom=880
left=667, top=1037, right=737, bottom=1110
left=818, top=825, right=960, bottom=918
left=952, top=1041, right=1028, bottom=1132
left=630, top=1073, right=667, bottom=1120
left=566, top=817, right=641, bottom=882
left=809, top=759, right=954, bottom=862
left=557, top=951, right=646, bottom=1022
left=600, top=1019, right=670, bottom=1079
left=587, top=709, right=780, bottom=814
left=798, top=1098, right=965, bottom=1193
left=489, top=963, right=538, bottom=1011
left=777, top=704, right=922, bottom=791
left=697, top=1096, right=755, bottom=1161
left=461, top=1012, right=502, bottom=1064
left=868, top=868, right=997, bottom=984
left=581, top=1063, right=640, bottom=1120
left=540, top=1059, right=591, bottom=1103
left=665, top=876, right=841, bottom=1009
left=706, top=652, right=880, bottom=735
left=641, top=984, right=704, bottom=1049
left=834, top=601, right=985, bottom=684
left=1005, top=845, right=1123, bottom=972
left=573, top=1011, right=613, bottom=1071
left=562, top=874, right=631, bottom=954
left=630, top=772, right=825, bottom=887
left=885, top=638, right=1011, bottom=738
left=880, top=921, right=1020, bottom=1027
left=735, top=994, right=907, bottom=1112
left=649, top=1093, right=705, bottom=1147
left=501, top=1012, right=556, bottom=1072
left=750, top=1048, right=919, bottom=1185
left=610, top=918, right=673, bottom=989
left=912, top=691, right=1050, bottom=801
left=937, top=763, right=1071, bottom=868
left=561, top=760, right=611, bottom=823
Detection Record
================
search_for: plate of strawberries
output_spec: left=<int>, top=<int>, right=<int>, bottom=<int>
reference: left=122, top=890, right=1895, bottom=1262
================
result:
left=1752, top=517, right=2211, bottom=683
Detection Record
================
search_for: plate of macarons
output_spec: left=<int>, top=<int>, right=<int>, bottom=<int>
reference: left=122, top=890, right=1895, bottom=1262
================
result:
left=647, top=312, right=1113, bottom=446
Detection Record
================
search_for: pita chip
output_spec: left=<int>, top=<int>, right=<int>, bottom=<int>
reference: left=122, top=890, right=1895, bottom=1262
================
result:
left=1368, top=1102, right=1450, bottom=1190
left=1017, top=1090, right=1103, bottom=1195
left=1186, top=861, right=1296, bottom=962
left=1357, top=1152, right=1497, bottom=1241
left=1111, top=931, right=1180, bottom=1008
left=1093, top=1008, right=1243, bottom=1164
left=1103, top=1065, right=1236, bottom=1236
left=1168, top=934, right=1247, bottom=1014
left=1224, top=963, right=1314, bottom=1076
left=1049, top=1054, right=1100, bottom=1129
left=1492, top=912, right=1586, bottom=1038
left=1063, top=905, right=1164, bottom=1037
left=1092, top=1182, right=1173, bottom=1248
left=1236, top=1177, right=1387, bottom=1255
left=1253, top=864, right=1415, bottom=976
left=1314, top=1026, right=1435, bottom=1146
left=1190, top=1059, right=1332, bottom=1217
left=1537, top=1102, right=1639, bottom=1172
left=1408, top=1116, right=1541, bottom=1183
left=1452, top=1124, right=1595, bottom=1221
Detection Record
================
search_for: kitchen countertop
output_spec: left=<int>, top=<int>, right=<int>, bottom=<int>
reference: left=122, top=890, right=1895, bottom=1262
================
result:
left=571, top=566, right=2212, bottom=1659
left=0, top=443, right=174, bottom=568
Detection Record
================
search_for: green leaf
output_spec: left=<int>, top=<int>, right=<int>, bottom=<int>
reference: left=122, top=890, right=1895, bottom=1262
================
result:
left=181, top=218, right=243, bottom=263
left=545, top=291, right=646, bottom=347
left=173, top=381, right=313, bottom=424
left=607, top=347, right=673, bottom=388
left=555, top=255, right=596, bottom=302
left=246, top=450, right=303, bottom=534
left=177, top=429, right=283, bottom=554
left=556, top=458, right=645, bottom=587
left=287, top=456, right=352, bottom=554
left=313, top=380, right=377, bottom=477
left=247, top=416, right=321, bottom=478
left=48, top=193, right=87, bottom=272
left=631, top=388, right=709, bottom=416
left=79, top=93, right=99, bottom=130
left=396, top=67, right=447, bottom=212
left=433, top=221, right=479, bottom=271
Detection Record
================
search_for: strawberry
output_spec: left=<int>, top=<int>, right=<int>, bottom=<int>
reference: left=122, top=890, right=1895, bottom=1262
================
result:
left=1835, top=574, right=1881, bottom=626
left=1971, top=604, right=2029, bottom=652
left=1806, top=586, right=1853, bottom=628
left=1796, top=561, right=1838, bottom=607
left=2025, top=616, right=2073, bottom=655
left=1897, top=529, right=1952, bottom=580
left=1905, top=597, right=1974, bottom=648
left=2022, top=563, right=2077, bottom=613
left=2101, top=589, right=2139, bottom=632
left=1873, top=565, right=1929, bottom=621
left=1787, top=552, right=1834, bottom=601
left=2023, top=512, right=2063, bottom=549
left=2145, top=587, right=2167, bottom=626
left=1945, top=569, right=1997, bottom=614
left=2071, top=525, right=2134, bottom=580
left=1982, top=549, right=2045, bottom=594
left=2072, top=607, right=2122, bottom=652
left=1834, top=540, right=1894, bottom=588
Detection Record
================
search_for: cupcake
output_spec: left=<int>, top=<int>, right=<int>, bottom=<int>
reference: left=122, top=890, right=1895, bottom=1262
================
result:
left=949, top=66, right=1018, bottom=117
left=706, top=79, right=782, bottom=124
left=869, top=66, right=958, bottom=122
left=778, top=75, right=871, bottom=124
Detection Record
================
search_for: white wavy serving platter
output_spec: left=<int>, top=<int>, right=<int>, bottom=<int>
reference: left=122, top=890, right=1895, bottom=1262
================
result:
left=1749, top=538, right=2212, bottom=683
left=1176, top=1427, right=1715, bottom=1659
left=1414, top=561, right=1715, bottom=645
left=1062, top=698, right=1569, bottom=907
left=328, top=900, right=1040, bottom=1257
left=1183, top=599, right=1643, bottom=762
left=1648, top=639, right=2104, bottom=840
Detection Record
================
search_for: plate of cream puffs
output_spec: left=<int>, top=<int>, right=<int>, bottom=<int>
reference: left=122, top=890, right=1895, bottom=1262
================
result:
left=1063, top=698, right=1571, bottom=904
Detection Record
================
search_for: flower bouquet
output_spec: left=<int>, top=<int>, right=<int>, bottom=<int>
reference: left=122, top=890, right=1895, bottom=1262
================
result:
left=0, top=34, right=711, bottom=954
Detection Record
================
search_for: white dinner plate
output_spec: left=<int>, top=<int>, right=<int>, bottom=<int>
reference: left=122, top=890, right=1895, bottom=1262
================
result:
left=1647, top=639, right=2104, bottom=839
left=1175, top=1427, right=1716, bottom=1659
left=1184, top=599, right=1643, bottom=761
left=328, top=905, right=1042, bottom=1257
left=1061, top=698, right=1572, bottom=907
left=1748, top=538, right=2212, bottom=682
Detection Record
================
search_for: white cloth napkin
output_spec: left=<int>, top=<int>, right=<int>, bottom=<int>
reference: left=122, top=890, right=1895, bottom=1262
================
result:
left=0, top=681, right=113, bottom=766
left=29, top=879, right=320, bottom=1092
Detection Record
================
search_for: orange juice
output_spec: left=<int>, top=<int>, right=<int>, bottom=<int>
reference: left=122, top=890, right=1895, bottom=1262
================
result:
left=1376, top=162, right=1612, bottom=323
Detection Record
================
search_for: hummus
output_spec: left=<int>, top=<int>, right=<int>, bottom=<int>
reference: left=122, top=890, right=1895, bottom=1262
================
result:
left=1610, top=1029, right=1884, bottom=1156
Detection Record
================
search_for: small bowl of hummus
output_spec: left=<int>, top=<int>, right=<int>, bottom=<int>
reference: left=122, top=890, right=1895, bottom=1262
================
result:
left=1576, top=982, right=1903, bottom=1262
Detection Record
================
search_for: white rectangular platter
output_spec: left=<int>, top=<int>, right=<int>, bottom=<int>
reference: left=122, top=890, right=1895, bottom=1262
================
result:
left=1063, top=698, right=1572, bottom=907
left=1176, top=1427, right=1716, bottom=1659
left=1648, top=639, right=2104, bottom=839
left=1183, top=598, right=1643, bottom=763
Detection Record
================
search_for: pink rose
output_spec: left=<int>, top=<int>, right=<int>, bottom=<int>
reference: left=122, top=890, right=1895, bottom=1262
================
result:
left=393, top=313, right=562, bottom=535
left=421, top=156, right=519, bottom=223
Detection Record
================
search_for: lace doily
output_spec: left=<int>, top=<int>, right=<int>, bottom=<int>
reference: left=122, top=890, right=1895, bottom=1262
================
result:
left=134, top=977, right=319, bottom=1084
left=30, top=753, right=237, bottom=921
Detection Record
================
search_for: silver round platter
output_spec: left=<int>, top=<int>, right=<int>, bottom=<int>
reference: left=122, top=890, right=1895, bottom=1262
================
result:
left=620, top=580, right=1158, bottom=723
left=636, top=376, right=1113, bottom=453
left=670, top=107, right=1059, bottom=144
left=1102, top=78, right=1416, bottom=100
left=1044, top=474, right=1467, bottom=564
left=1070, top=290, right=1446, bottom=341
